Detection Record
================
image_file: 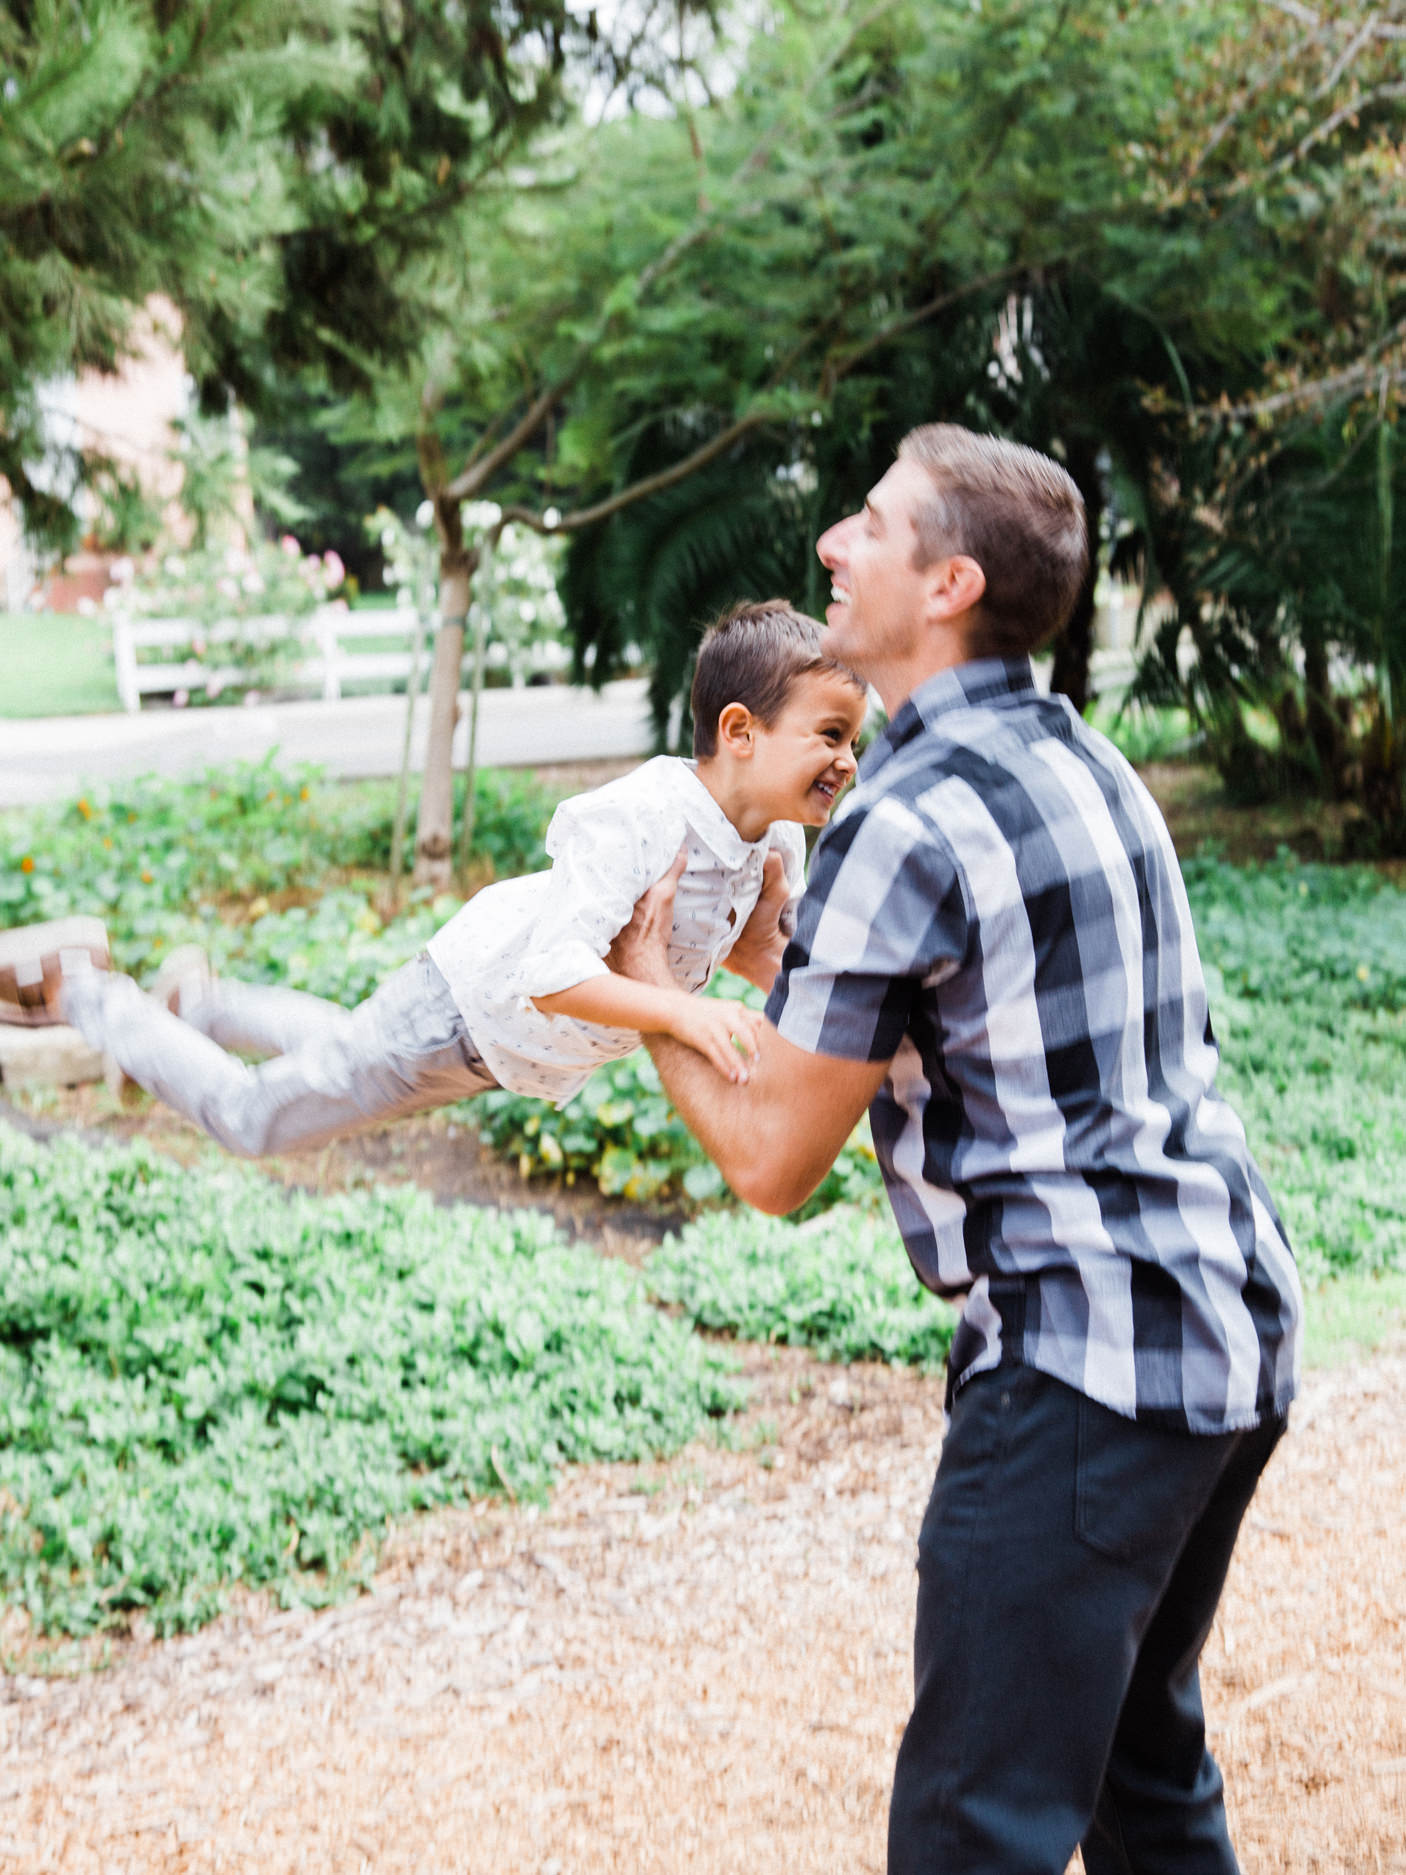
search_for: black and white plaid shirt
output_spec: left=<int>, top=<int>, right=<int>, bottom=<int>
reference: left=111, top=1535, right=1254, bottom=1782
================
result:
left=767, top=658, right=1301, bottom=1434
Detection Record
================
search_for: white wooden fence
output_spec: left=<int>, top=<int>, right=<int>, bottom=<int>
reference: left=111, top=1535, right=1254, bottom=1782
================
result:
left=111, top=606, right=426, bottom=714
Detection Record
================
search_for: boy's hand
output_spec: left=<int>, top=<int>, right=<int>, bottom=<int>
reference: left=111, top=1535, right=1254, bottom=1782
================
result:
left=669, top=996, right=765, bottom=1084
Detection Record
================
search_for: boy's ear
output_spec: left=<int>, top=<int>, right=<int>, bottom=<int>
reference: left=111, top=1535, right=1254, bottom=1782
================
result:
left=715, top=701, right=757, bottom=755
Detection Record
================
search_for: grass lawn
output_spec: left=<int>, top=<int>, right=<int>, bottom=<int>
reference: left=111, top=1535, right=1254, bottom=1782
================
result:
left=1300, top=1267, right=1406, bottom=1368
left=1, top=611, right=122, bottom=717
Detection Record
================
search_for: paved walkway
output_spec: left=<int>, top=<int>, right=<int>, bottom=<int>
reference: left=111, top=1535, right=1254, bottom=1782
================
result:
left=0, top=681, right=656, bottom=807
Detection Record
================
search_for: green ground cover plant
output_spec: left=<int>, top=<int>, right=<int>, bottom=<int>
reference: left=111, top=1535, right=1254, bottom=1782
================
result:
left=1183, top=854, right=1406, bottom=1286
left=0, top=1121, right=740, bottom=1639
left=647, top=1208, right=956, bottom=1371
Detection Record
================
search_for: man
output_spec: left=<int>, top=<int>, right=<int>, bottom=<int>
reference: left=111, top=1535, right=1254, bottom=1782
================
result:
left=611, top=424, right=1302, bottom=1874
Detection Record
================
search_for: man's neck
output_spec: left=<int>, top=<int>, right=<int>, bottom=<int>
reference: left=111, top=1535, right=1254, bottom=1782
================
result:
left=870, top=634, right=972, bottom=719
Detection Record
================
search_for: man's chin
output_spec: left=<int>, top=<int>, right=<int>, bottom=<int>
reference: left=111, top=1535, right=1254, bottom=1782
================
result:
left=821, top=621, right=868, bottom=677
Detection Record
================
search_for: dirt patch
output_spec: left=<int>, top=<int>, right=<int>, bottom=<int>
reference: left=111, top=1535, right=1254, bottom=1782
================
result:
left=0, top=1086, right=686, bottom=1266
left=2, top=1342, right=1403, bottom=1873
left=1141, top=760, right=1406, bottom=877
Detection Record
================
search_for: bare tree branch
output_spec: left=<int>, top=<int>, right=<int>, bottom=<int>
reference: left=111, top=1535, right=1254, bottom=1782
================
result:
left=444, top=373, right=583, bottom=501
left=1316, top=10, right=1382, bottom=98
left=495, top=409, right=771, bottom=533
left=1273, top=79, right=1406, bottom=173
left=1189, top=317, right=1406, bottom=421
left=437, top=4, right=896, bottom=511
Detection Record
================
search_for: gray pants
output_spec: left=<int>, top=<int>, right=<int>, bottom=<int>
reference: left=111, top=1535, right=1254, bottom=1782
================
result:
left=64, top=951, right=496, bottom=1159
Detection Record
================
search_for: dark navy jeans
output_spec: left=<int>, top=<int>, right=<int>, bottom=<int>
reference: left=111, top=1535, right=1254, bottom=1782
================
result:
left=888, top=1362, right=1287, bottom=1875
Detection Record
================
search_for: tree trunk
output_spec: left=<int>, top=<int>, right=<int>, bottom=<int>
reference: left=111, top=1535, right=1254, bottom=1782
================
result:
left=1048, top=443, right=1103, bottom=717
left=413, top=505, right=476, bottom=890
left=1302, top=631, right=1344, bottom=790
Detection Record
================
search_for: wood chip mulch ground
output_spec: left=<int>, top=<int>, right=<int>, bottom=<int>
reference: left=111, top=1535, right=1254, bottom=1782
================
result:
left=3, top=1334, right=1403, bottom=1874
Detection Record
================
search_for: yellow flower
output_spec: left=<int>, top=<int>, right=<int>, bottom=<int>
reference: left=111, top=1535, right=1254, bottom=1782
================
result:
left=141, top=869, right=154, bottom=884
left=76, top=798, right=92, bottom=819
left=20, top=854, right=34, bottom=873
left=1356, top=963, right=1371, bottom=982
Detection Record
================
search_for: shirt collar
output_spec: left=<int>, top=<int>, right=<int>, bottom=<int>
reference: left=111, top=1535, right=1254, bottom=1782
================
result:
left=673, top=758, right=770, bottom=867
left=859, top=657, right=1038, bottom=781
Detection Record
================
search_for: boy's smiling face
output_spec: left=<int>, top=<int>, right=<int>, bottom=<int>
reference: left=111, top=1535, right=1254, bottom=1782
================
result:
left=741, top=669, right=867, bottom=833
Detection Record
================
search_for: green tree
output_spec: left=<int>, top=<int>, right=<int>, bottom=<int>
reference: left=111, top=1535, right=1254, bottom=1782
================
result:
left=0, top=0, right=700, bottom=553
left=1120, top=0, right=1406, bottom=837
left=393, top=0, right=1238, bottom=880
left=555, top=0, right=1405, bottom=754
left=0, top=0, right=362, bottom=550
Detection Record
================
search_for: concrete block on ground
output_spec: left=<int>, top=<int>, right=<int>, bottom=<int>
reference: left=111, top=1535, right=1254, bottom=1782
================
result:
left=0, top=1022, right=104, bottom=1089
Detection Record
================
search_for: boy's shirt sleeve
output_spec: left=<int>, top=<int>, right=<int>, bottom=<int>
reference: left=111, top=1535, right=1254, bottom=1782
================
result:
left=499, top=786, right=686, bottom=1008
left=765, top=819, right=809, bottom=938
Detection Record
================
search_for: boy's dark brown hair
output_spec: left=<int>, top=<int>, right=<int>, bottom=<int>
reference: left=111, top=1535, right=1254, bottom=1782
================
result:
left=690, top=600, right=866, bottom=759
left=898, top=424, right=1089, bottom=658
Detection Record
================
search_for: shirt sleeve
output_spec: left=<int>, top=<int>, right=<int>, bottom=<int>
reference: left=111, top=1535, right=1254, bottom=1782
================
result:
left=498, top=785, right=687, bottom=1007
left=764, top=792, right=969, bottom=1061
left=766, top=819, right=808, bottom=939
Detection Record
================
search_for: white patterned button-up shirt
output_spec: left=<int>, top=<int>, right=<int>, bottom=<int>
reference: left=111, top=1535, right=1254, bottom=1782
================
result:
left=429, top=755, right=806, bottom=1103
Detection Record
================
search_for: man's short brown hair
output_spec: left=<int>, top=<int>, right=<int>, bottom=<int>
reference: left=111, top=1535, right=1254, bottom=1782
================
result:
left=690, top=600, right=866, bottom=759
left=898, top=425, right=1089, bottom=658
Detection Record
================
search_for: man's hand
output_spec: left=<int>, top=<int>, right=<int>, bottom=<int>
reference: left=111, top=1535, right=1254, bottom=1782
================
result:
left=724, top=850, right=790, bottom=993
left=607, top=844, right=686, bottom=989
left=609, top=841, right=889, bottom=1212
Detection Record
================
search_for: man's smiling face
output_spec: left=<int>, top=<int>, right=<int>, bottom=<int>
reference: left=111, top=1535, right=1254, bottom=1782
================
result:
left=816, top=458, right=940, bottom=696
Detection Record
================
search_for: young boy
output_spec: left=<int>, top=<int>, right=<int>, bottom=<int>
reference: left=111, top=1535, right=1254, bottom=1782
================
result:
left=32, top=601, right=867, bottom=1159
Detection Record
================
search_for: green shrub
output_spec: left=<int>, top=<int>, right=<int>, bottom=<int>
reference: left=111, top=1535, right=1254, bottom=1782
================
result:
left=1, top=758, right=559, bottom=981
left=475, top=1041, right=887, bottom=1213
left=0, top=1122, right=741, bottom=1638
left=475, top=1050, right=715, bottom=1203
left=647, top=1207, right=956, bottom=1369
left=204, top=888, right=455, bottom=1008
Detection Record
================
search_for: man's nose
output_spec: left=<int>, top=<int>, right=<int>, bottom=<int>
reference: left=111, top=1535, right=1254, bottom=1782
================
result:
left=817, top=514, right=852, bottom=566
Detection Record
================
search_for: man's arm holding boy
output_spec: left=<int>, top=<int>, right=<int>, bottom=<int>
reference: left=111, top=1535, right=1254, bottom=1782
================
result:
left=607, top=853, right=888, bottom=1214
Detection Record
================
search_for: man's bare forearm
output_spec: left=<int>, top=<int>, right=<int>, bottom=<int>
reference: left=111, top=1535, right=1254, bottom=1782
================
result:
left=643, top=1032, right=768, bottom=1193
left=642, top=1025, right=889, bottom=1216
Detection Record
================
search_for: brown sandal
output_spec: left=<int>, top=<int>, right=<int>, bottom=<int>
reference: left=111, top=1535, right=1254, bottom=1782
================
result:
left=0, top=917, right=111, bottom=1027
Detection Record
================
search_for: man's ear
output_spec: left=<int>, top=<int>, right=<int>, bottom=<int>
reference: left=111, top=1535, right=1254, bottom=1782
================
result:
left=715, top=701, right=757, bottom=755
left=927, top=553, right=986, bottom=622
